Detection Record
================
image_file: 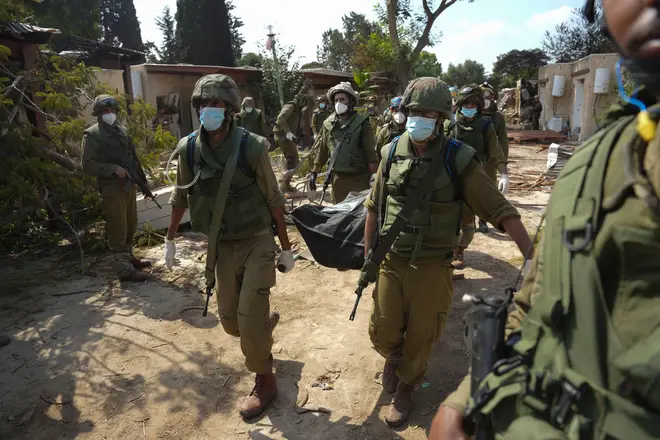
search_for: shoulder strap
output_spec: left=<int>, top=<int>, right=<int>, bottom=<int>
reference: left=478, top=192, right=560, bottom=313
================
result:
left=186, top=131, right=199, bottom=174
left=383, top=136, right=401, bottom=181
left=445, top=139, right=462, bottom=199
left=203, top=128, right=248, bottom=289
left=237, top=132, right=255, bottom=178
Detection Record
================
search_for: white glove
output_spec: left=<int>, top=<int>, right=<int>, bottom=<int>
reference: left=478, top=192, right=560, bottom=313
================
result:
left=498, top=174, right=510, bottom=194
left=313, top=133, right=317, bottom=141
left=286, top=132, right=296, bottom=142
left=523, top=259, right=533, bottom=278
left=277, top=250, right=295, bottom=273
left=164, top=238, right=176, bottom=269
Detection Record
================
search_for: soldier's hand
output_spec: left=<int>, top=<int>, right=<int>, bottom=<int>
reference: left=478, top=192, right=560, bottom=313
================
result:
left=114, top=166, right=129, bottom=179
left=427, top=405, right=469, bottom=440
left=498, top=174, right=510, bottom=194
left=285, top=132, right=296, bottom=142
left=309, top=172, right=318, bottom=191
left=277, top=250, right=295, bottom=273
left=164, top=238, right=176, bottom=269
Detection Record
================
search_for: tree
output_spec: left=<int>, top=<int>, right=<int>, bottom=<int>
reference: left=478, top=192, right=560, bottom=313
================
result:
left=100, top=0, right=143, bottom=49
left=542, top=5, right=615, bottom=63
left=382, top=0, right=475, bottom=85
left=175, top=0, right=234, bottom=66
left=226, top=0, right=245, bottom=61
left=317, top=13, right=384, bottom=71
left=441, top=60, right=485, bottom=86
left=490, top=49, right=549, bottom=88
left=155, top=6, right=177, bottom=63
left=238, top=52, right=264, bottom=68
left=30, top=0, right=101, bottom=40
left=413, top=51, right=442, bottom=78
left=300, top=61, right=325, bottom=69
left=259, top=44, right=303, bottom=117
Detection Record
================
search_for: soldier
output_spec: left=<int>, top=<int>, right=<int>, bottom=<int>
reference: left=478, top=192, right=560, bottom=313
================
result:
left=235, top=96, right=267, bottom=137
left=311, top=95, right=331, bottom=141
left=375, top=96, right=406, bottom=160
left=429, top=0, right=660, bottom=438
left=365, top=95, right=383, bottom=134
left=273, top=91, right=312, bottom=193
left=309, top=82, right=379, bottom=203
left=446, top=85, right=509, bottom=269
left=531, top=94, right=543, bottom=130
left=163, top=75, right=295, bottom=419
left=480, top=83, right=510, bottom=161
left=81, top=95, right=152, bottom=282
left=364, top=77, right=532, bottom=427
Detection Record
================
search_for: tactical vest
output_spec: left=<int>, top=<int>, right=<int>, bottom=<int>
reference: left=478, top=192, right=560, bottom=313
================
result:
left=313, top=109, right=330, bottom=133
left=381, top=132, right=475, bottom=262
left=274, top=101, right=300, bottom=135
left=468, top=116, right=660, bottom=439
left=236, top=109, right=263, bottom=136
left=323, top=113, right=369, bottom=173
left=84, top=122, right=136, bottom=188
left=183, top=128, right=272, bottom=241
left=449, top=116, right=491, bottom=161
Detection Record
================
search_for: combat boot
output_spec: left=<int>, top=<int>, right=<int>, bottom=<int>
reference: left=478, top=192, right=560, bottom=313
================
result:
left=382, top=360, right=400, bottom=394
left=120, top=270, right=150, bottom=282
left=477, top=219, right=490, bottom=233
left=385, top=382, right=414, bottom=427
left=239, top=372, right=278, bottom=419
left=451, top=247, right=466, bottom=270
left=129, top=254, right=152, bottom=269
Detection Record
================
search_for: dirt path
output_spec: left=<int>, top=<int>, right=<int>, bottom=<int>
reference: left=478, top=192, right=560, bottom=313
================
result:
left=0, top=145, right=550, bottom=440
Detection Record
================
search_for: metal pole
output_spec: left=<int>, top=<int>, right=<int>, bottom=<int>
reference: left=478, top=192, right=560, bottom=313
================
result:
left=267, top=26, right=285, bottom=108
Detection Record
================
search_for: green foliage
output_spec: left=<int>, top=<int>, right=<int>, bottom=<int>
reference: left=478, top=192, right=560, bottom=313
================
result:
left=227, top=0, right=245, bottom=61
left=413, top=51, right=443, bottom=78
left=441, top=60, right=486, bottom=87
left=238, top=52, right=264, bottom=68
left=492, top=49, right=549, bottom=87
left=300, top=61, right=325, bottom=70
left=352, top=72, right=371, bottom=91
left=176, top=0, right=235, bottom=65
left=259, top=44, right=304, bottom=117
left=153, top=6, right=178, bottom=64
left=542, top=5, right=615, bottom=63
left=352, top=33, right=399, bottom=73
left=100, top=0, right=144, bottom=50
left=29, top=0, right=102, bottom=39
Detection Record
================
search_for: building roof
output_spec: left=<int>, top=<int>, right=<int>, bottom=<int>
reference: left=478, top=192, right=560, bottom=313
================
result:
left=301, top=68, right=353, bottom=78
left=137, top=63, right=262, bottom=79
left=53, top=35, right=146, bottom=61
left=0, top=22, right=60, bottom=44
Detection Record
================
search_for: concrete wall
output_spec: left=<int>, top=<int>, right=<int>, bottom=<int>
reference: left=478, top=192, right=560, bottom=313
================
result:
left=81, top=69, right=127, bottom=123
left=538, top=53, right=620, bottom=141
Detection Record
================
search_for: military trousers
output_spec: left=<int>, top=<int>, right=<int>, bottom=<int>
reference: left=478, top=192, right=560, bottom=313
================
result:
left=274, top=134, right=300, bottom=187
left=369, top=252, right=454, bottom=386
left=101, top=184, right=138, bottom=278
left=331, top=171, right=371, bottom=204
left=215, top=232, right=277, bottom=374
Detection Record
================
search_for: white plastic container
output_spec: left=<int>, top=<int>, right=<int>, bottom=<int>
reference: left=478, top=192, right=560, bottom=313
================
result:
left=552, top=75, right=566, bottom=97
left=594, top=67, right=611, bottom=94
left=548, top=117, right=563, bottom=132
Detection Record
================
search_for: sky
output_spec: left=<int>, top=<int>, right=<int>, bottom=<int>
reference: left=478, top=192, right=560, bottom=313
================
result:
left=134, top=0, right=586, bottom=73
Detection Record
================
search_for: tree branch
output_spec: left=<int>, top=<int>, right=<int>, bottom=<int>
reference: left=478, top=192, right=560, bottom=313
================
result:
left=411, top=0, right=459, bottom=63
left=34, top=131, right=82, bottom=171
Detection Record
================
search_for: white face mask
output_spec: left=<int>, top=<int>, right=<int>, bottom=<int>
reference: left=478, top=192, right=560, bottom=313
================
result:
left=484, top=99, right=491, bottom=109
left=335, top=102, right=348, bottom=115
left=393, top=112, right=406, bottom=125
left=245, top=107, right=253, bottom=113
left=102, top=113, right=117, bottom=126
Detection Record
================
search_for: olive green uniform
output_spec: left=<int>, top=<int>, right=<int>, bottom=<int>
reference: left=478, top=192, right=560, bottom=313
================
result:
left=273, top=101, right=302, bottom=180
left=446, top=113, right=506, bottom=248
left=311, top=108, right=331, bottom=137
left=236, top=108, right=267, bottom=138
left=313, top=112, right=378, bottom=203
left=81, top=122, right=139, bottom=279
left=365, top=132, right=519, bottom=387
left=170, top=125, right=286, bottom=374
left=375, top=122, right=405, bottom=161
left=443, top=106, right=660, bottom=439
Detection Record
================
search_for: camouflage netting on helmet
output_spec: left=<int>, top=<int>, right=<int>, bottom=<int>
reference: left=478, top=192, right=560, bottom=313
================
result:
left=242, top=96, right=255, bottom=107
left=327, top=82, right=359, bottom=104
left=92, top=94, right=120, bottom=116
left=480, top=82, right=497, bottom=99
left=316, top=94, right=329, bottom=103
left=191, top=74, right=241, bottom=110
left=456, top=83, right=484, bottom=107
left=401, top=77, right=453, bottom=119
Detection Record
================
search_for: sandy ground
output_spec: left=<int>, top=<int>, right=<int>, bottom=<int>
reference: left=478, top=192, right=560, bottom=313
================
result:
left=0, top=145, right=550, bottom=440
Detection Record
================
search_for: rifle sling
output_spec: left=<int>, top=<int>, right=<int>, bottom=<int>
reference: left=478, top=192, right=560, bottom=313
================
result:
left=370, top=140, right=449, bottom=266
left=203, top=129, right=247, bottom=289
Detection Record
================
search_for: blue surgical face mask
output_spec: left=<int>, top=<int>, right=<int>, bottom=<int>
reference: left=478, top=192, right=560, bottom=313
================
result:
left=405, top=116, right=437, bottom=142
left=319, top=103, right=326, bottom=109
left=461, top=107, right=478, bottom=118
left=200, top=107, right=225, bottom=131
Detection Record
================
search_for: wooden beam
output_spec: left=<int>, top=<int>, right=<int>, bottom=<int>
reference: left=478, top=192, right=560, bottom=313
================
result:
left=571, top=68, right=590, bottom=78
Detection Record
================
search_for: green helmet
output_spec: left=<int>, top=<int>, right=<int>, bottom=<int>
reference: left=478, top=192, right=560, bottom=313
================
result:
left=191, top=74, right=241, bottom=110
left=456, top=84, right=484, bottom=108
left=92, top=94, right=120, bottom=116
left=327, top=82, right=359, bottom=105
left=401, top=77, right=453, bottom=119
